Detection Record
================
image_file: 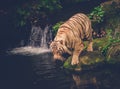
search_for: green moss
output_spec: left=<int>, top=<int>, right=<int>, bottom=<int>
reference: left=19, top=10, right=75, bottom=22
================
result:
left=63, top=51, right=105, bottom=71
left=63, top=37, right=120, bottom=71
left=93, top=37, right=109, bottom=51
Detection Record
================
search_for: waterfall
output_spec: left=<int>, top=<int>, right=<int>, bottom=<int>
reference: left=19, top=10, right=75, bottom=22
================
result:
left=40, top=25, right=49, bottom=48
left=28, top=25, right=52, bottom=48
left=9, top=25, right=53, bottom=55
left=29, top=26, right=42, bottom=47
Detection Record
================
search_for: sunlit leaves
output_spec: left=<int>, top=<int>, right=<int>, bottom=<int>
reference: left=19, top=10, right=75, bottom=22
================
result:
left=52, top=21, right=63, bottom=36
left=88, top=6, right=105, bottom=23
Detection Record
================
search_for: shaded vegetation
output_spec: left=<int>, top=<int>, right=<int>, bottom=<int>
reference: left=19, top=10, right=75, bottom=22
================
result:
left=88, top=6, right=105, bottom=23
left=16, top=0, right=62, bottom=27
left=0, top=0, right=120, bottom=70
left=50, top=0, right=120, bottom=71
left=63, top=34, right=120, bottom=71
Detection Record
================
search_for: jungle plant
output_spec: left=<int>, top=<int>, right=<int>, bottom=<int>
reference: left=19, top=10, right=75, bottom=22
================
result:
left=16, top=0, right=92, bottom=28
left=52, top=21, right=63, bottom=36
left=101, top=29, right=120, bottom=60
left=16, top=0, right=62, bottom=27
left=88, top=5, right=105, bottom=23
left=52, top=6, right=105, bottom=36
left=101, top=29, right=114, bottom=56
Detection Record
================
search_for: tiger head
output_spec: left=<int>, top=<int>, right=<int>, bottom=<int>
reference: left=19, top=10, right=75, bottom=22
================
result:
left=50, top=40, right=70, bottom=63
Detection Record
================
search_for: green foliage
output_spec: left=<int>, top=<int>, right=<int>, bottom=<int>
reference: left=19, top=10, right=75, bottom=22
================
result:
left=16, top=0, right=98, bottom=28
left=88, top=6, right=105, bottom=23
left=101, top=29, right=113, bottom=56
left=52, top=5, right=105, bottom=36
left=99, top=1, right=120, bottom=59
left=16, top=0, right=62, bottom=27
left=52, top=21, right=63, bottom=36
left=101, top=29, right=120, bottom=58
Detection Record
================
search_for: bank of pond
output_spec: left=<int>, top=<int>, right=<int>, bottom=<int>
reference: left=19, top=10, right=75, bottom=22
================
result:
left=63, top=37, right=120, bottom=71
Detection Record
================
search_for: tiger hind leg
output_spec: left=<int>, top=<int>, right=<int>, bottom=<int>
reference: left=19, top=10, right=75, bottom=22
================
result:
left=87, top=39, right=93, bottom=52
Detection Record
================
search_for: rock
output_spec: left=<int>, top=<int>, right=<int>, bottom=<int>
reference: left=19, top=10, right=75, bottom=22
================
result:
left=63, top=37, right=120, bottom=71
left=63, top=51, right=105, bottom=71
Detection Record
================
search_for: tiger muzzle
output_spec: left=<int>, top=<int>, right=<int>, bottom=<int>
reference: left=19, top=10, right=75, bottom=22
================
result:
left=53, top=55, right=65, bottom=66
left=53, top=55, right=64, bottom=61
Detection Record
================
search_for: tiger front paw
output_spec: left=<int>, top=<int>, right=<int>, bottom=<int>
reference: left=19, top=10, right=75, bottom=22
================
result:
left=71, top=58, right=79, bottom=65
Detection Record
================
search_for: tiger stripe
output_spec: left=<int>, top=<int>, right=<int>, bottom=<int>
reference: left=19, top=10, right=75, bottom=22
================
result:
left=59, top=13, right=92, bottom=40
left=50, top=13, right=93, bottom=65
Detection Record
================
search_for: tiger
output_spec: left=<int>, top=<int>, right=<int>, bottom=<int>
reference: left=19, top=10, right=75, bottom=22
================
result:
left=50, top=13, right=93, bottom=65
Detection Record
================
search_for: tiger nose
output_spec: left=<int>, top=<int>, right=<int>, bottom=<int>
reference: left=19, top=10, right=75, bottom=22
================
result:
left=53, top=55, right=60, bottom=60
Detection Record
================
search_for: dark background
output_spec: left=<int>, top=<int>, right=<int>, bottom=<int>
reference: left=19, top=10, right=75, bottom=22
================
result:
left=0, top=0, right=106, bottom=50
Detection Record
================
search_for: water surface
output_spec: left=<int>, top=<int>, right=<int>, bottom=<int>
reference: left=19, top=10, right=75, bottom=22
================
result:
left=1, top=48, right=120, bottom=89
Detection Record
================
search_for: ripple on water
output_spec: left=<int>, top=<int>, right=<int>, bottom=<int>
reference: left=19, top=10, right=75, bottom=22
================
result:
left=9, top=46, right=51, bottom=55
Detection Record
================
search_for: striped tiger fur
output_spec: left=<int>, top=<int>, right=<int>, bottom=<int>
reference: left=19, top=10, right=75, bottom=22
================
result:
left=50, top=13, right=93, bottom=65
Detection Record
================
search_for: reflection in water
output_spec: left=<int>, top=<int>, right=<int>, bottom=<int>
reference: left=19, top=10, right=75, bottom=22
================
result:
left=31, top=53, right=72, bottom=89
left=69, top=64, right=120, bottom=89
left=3, top=49, right=120, bottom=89
left=71, top=74, right=98, bottom=89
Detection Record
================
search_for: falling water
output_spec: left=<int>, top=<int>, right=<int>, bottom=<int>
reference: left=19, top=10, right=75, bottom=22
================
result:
left=28, top=25, right=52, bottom=48
left=29, top=26, right=42, bottom=47
left=40, top=25, right=49, bottom=48
left=9, top=25, right=53, bottom=55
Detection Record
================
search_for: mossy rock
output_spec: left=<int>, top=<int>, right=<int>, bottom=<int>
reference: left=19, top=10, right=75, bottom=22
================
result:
left=63, top=51, right=105, bottom=71
left=92, top=37, right=109, bottom=51
left=63, top=37, right=120, bottom=71
left=63, top=37, right=107, bottom=71
left=83, top=37, right=109, bottom=51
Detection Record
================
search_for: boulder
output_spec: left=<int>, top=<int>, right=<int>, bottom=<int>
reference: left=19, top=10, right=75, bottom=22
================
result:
left=63, top=51, right=105, bottom=71
left=63, top=37, right=120, bottom=71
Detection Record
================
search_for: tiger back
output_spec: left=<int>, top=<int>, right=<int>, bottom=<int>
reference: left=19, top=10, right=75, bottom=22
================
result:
left=59, top=13, right=93, bottom=40
left=51, top=13, right=93, bottom=65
